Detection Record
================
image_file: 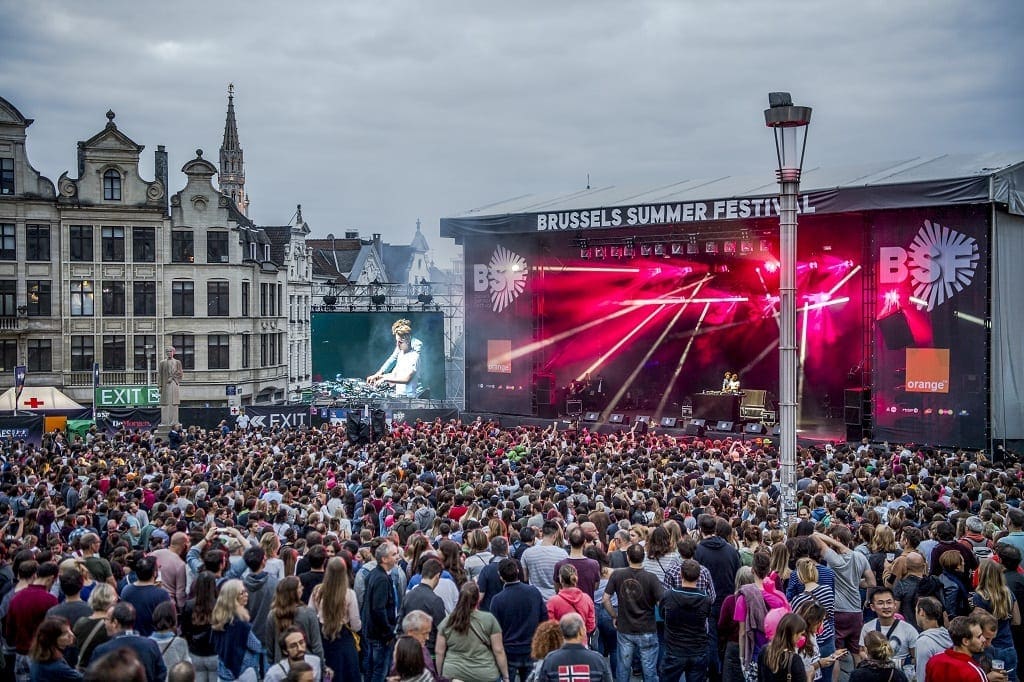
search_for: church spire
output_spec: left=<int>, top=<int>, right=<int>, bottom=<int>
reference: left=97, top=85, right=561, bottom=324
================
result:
left=219, top=83, right=248, bottom=216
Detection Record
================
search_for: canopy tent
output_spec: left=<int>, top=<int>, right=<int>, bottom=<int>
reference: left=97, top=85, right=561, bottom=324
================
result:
left=0, top=386, right=86, bottom=412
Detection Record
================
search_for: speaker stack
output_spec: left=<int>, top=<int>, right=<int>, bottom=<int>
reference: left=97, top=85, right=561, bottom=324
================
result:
left=844, top=388, right=872, bottom=442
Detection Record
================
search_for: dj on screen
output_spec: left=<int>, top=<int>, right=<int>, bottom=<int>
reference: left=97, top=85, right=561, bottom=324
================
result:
left=366, top=318, right=422, bottom=396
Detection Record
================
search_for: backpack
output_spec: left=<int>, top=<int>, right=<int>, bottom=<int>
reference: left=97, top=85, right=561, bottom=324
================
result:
left=916, top=574, right=943, bottom=600
left=962, top=536, right=993, bottom=563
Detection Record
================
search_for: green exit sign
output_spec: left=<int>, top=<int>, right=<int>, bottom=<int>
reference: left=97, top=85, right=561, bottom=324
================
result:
left=94, top=386, right=160, bottom=408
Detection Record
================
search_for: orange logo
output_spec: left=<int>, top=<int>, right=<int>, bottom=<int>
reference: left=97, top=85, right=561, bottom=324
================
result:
left=905, top=348, right=950, bottom=393
left=487, top=340, right=512, bottom=374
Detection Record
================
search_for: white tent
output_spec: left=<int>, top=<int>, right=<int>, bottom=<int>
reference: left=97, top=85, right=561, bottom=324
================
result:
left=0, top=386, right=86, bottom=411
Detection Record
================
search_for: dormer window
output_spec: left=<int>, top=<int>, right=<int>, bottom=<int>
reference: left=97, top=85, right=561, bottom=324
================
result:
left=264, top=244, right=271, bottom=262
left=249, top=242, right=257, bottom=261
left=103, top=169, right=121, bottom=201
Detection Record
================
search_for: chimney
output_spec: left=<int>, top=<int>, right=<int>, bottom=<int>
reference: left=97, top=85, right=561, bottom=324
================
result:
left=154, top=145, right=169, bottom=216
left=345, top=230, right=359, bottom=239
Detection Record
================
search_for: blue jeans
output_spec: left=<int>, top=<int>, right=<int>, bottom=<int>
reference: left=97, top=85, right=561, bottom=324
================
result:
left=507, top=655, right=534, bottom=682
left=662, top=645, right=708, bottom=682
left=366, top=638, right=393, bottom=682
left=616, top=631, right=659, bottom=682
left=596, top=604, right=619, bottom=674
left=817, top=636, right=836, bottom=682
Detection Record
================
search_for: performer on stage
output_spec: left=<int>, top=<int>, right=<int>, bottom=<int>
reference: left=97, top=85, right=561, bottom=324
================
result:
left=728, top=372, right=741, bottom=392
left=722, top=371, right=732, bottom=391
left=367, top=318, right=422, bottom=397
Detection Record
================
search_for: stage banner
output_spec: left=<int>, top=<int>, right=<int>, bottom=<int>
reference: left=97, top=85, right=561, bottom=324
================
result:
left=244, top=404, right=313, bottom=429
left=871, top=205, right=989, bottom=448
left=464, top=235, right=536, bottom=415
left=0, top=415, right=43, bottom=446
left=97, top=408, right=161, bottom=435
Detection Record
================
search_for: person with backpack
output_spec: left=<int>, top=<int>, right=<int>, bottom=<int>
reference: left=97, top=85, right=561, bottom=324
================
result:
left=602, top=543, right=663, bottom=682
left=858, top=587, right=918, bottom=668
left=959, top=517, right=994, bottom=572
left=936, top=551, right=971, bottom=626
left=660, top=559, right=712, bottom=682
left=892, top=552, right=938, bottom=629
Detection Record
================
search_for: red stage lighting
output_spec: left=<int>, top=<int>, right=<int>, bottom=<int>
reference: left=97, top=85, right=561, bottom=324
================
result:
left=654, top=243, right=666, bottom=257
left=740, top=240, right=754, bottom=254
left=610, top=245, right=622, bottom=258
left=594, top=246, right=606, bottom=259
left=623, top=244, right=635, bottom=258
left=759, top=239, right=771, bottom=253
left=763, top=260, right=780, bottom=273
left=640, top=244, right=653, bottom=256
left=723, top=241, right=736, bottom=254
left=705, top=241, right=717, bottom=254
left=686, top=242, right=699, bottom=255
left=580, top=247, right=593, bottom=259
left=671, top=243, right=683, bottom=255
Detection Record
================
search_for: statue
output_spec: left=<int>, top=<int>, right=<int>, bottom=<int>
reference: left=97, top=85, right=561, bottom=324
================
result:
left=158, top=346, right=184, bottom=426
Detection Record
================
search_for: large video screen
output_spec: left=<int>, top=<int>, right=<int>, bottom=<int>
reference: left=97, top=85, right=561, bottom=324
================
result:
left=311, top=312, right=446, bottom=399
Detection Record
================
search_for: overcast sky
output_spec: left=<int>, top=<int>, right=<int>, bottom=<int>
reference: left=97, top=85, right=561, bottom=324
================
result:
left=2, top=1, right=1022, bottom=267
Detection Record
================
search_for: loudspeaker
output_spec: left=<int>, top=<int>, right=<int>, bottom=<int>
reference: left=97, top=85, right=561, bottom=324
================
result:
left=370, top=409, right=388, bottom=442
left=716, top=420, right=735, bottom=432
left=635, top=420, right=648, bottom=435
left=878, top=310, right=914, bottom=349
left=846, top=424, right=865, bottom=442
left=583, top=411, right=600, bottom=422
left=744, top=422, right=767, bottom=435
left=740, top=389, right=767, bottom=408
left=536, top=389, right=554, bottom=406
left=608, top=413, right=630, bottom=425
left=346, top=413, right=370, bottom=445
left=684, top=423, right=705, bottom=436
left=660, top=417, right=678, bottom=428
left=537, top=404, right=557, bottom=419
left=771, top=425, right=782, bottom=437
left=636, top=415, right=651, bottom=424
left=535, top=374, right=553, bottom=391
left=690, top=419, right=706, bottom=428
left=566, top=400, right=583, bottom=415
left=844, top=406, right=862, bottom=425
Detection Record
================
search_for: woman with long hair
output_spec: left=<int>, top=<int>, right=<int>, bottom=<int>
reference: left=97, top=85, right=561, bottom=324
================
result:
left=848, top=631, right=908, bottom=682
left=642, top=525, right=681, bottom=588
left=972, top=559, right=1021, bottom=681
left=280, top=546, right=299, bottom=579
left=404, top=534, right=431, bottom=581
left=721, top=567, right=756, bottom=682
left=438, top=539, right=467, bottom=587
left=769, top=543, right=791, bottom=593
left=261, top=532, right=286, bottom=581
left=867, top=526, right=897, bottom=588
left=181, top=571, right=218, bottom=682
left=794, top=601, right=838, bottom=682
left=311, top=556, right=360, bottom=682
left=29, top=616, right=80, bottom=681
left=392, top=635, right=433, bottom=682
left=436, top=582, right=509, bottom=682
left=72, top=582, right=117, bottom=671
left=268, top=576, right=324, bottom=663
left=756, top=613, right=807, bottom=682
left=211, top=579, right=263, bottom=681
left=462, top=529, right=494, bottom=582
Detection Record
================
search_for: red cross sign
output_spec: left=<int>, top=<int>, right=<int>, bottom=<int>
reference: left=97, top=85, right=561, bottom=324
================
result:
left=23, top=397, right=44, bottom=409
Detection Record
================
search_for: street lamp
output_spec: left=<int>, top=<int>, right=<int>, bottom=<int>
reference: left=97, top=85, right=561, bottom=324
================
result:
left=145, top=344, right=154, bottom=388
left=764, top=92, right=811, bottom=522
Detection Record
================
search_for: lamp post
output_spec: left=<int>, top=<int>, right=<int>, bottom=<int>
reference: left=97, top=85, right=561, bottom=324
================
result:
left=145, top=344, right=154, bottom=388
left=764, top=92, right=811, bottom=522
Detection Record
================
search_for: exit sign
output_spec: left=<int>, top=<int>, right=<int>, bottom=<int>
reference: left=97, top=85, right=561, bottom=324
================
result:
left=94, top=385, right=160, bottom=408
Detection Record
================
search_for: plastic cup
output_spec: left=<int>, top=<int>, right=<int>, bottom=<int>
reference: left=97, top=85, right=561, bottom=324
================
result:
left=992, top=660, right=1005, bottom=672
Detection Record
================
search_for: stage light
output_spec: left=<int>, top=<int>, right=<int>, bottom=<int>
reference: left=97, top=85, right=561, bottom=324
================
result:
left=594, top=246, right=606, bottom=259
left=909, top=296, right=928, bottom=308
left=759, top=239, right=772, bottom=253
left=740, top=240, right=754, bottom=254
left=884, top=290, right=900, bottom=306
left=763, top=260, right=780, bottom=273
left=671, top=243, right=683, bottom=256
left=623, top=243, right=635, bottom=258
left=654, top=243, right=666, bottom=257
left=705, top=241, right=717, bottom=254
left=640, top=244, right=653, bottom=256
left=371, top=294, right=386, bottom=306
left=610, top=245, right=622, bottom=258
left=809, top=261, right=818, bottom=270
left=417, top=293, right=433, bottom=305
left=723, top=241, right=737, bottom=254
left=580, top=247, right=592, bottom=259
left=686, top=242, right=699, bottom=255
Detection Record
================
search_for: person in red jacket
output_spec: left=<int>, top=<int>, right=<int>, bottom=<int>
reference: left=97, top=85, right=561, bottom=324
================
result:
left=3, top=561, right=58, bottom=679
left=924, top=616, right=1001, bottom=682
left=547, top=564, right=596, bottom=637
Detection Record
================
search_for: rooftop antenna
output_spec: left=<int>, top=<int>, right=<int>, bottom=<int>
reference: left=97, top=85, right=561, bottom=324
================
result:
left=586, top=173, right=591, bottom=190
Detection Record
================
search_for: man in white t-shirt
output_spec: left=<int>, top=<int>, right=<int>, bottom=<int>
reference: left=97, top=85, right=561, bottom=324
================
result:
left=860, top=586, right=918, bottom=666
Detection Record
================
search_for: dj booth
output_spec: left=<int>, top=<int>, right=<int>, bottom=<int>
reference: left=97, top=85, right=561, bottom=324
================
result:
left=690, top=389, right=773, bottom=425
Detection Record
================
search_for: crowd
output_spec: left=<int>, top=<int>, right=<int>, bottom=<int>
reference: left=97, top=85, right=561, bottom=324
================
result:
left=0, top=416, right=1020, bottom=682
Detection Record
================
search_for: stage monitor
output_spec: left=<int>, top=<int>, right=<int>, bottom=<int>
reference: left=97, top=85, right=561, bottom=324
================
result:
left=583, top=411, right=600, bottom=422
left=660, top=417, right=678, bottom=428
left=744, top=422, right=767, bottom=435
left=636, top=415, right=651, bottom=424
left=566, top=400, right=583, bottom=415
left=312, top=311, right=446, bottom=399
left=683, top=423, right=705, bottom=436
left=608, top=413, right=630, bottom=425
left=716, top=420, right=735, bottom=432
left=689, top=418, right=706, bottom=428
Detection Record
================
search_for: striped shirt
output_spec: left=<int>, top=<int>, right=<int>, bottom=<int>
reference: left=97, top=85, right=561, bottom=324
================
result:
left=787, top=565, right=837, bottom=642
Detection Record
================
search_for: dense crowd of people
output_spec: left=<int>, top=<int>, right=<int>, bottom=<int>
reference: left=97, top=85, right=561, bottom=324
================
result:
left=0, top=417, right=1020, bottom=682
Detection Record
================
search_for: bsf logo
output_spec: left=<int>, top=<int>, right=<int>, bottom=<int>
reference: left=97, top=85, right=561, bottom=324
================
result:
left=879, top=219, right=979, bottom=312
left=473, top=245, right=528, bottom=313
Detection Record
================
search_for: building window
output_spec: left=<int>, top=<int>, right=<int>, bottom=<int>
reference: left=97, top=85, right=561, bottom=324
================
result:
left=208, top=334, right=230, bottom=370
left=69, top=225, right=93, bottom=262
left=241, top=281, right=250, bottom=317
left=101, top=281, right=125, bottom=316
left=207, top=231, right=229, bottom=263
left=248, top=242, right=257, bottom=261
left=260, top=333, right=269, bottom=366
left=264, top=244, right=271, bottom=261
left=103, top=169, right=121, bottom=201
left=26, top=281, right=50, bottom=317
left=207, top=281, right=229, bottom=316
left=171, top=230, right=194, bottom=263
left=0, top=281, right=14, bottom=317
left=102, top=335, right=126, bottom=370
left=0, top=224, right=14, bottom=260
left=241, top=334, right=250, bottom=368
left=277, top=284, right=283, bottom=317
left=170, top=334, right=195, bottom=370
left=0, top=340, right=15, bottom=372
left=0, top=158, right=13, bottom=195
left=101, top=226, right=125, bottom=262
left=260, top=283, right=268, bottom=316
left=70, top=280, right=95, bottom=316
left=171, top=281, right=194, bottom=316
left=133, top=281, right=156, bottom=316
left=27, top=339, right=51, bottom=372
left=133, top=335, right=156, bottom=371
left=133, top=227, right=155, bottom=262
left=26, top=225, right=49, bottom=261
left=70, top=335, right=94, bottom=371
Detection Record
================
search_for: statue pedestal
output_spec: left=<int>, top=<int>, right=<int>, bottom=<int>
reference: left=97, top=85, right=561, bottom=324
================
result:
left=153, top=424, right=172, bottom=443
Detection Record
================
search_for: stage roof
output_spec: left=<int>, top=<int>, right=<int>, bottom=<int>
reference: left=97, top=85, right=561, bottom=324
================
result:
left=441, top=152, right=1024, bottom=240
